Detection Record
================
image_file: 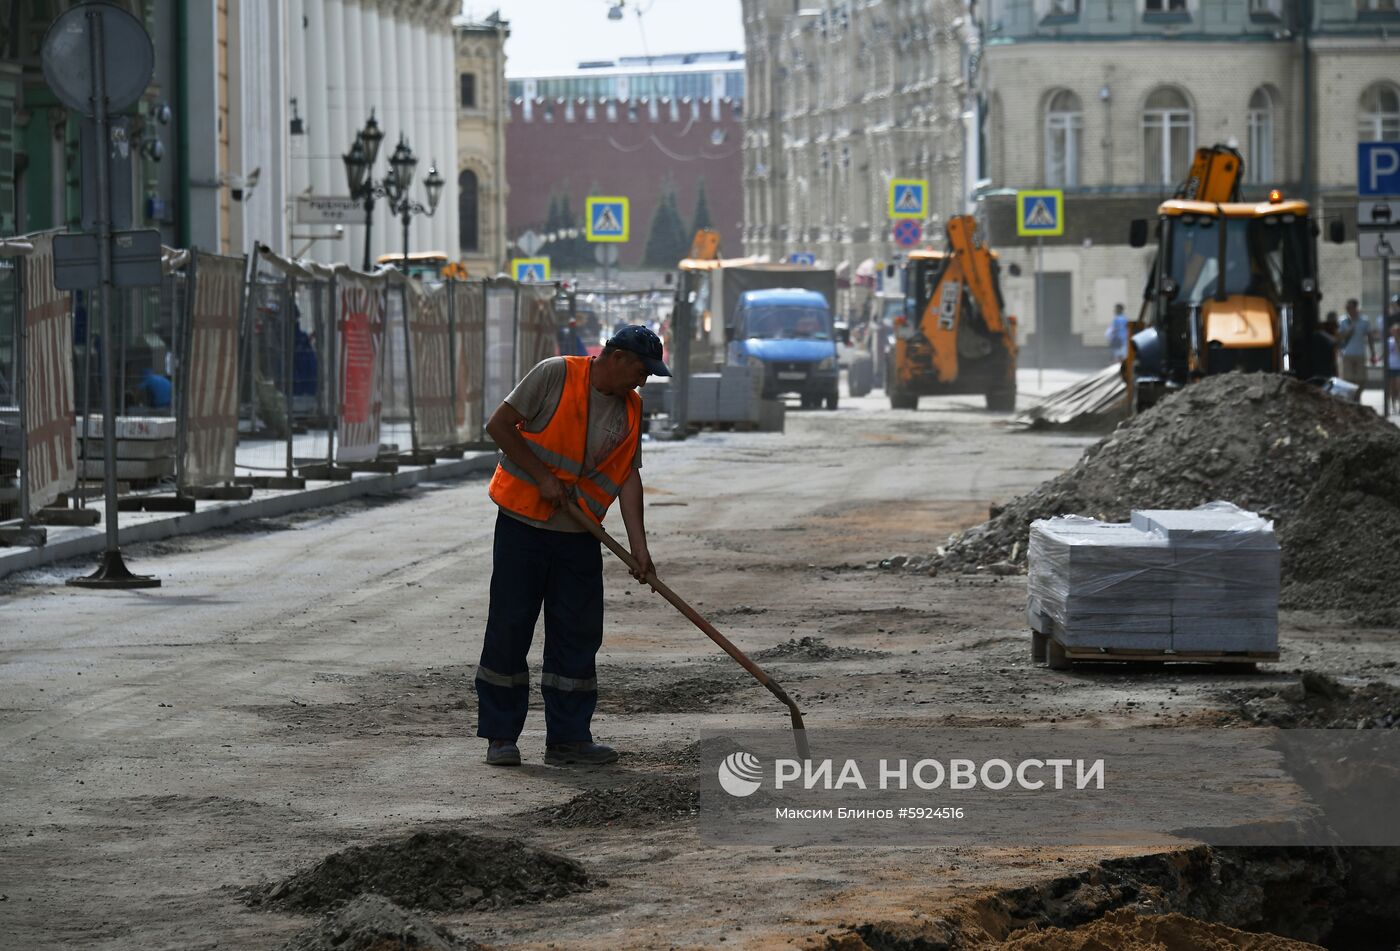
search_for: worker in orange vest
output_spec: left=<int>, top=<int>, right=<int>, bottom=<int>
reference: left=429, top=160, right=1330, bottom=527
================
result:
left=476, top=326, right=670, bottom=767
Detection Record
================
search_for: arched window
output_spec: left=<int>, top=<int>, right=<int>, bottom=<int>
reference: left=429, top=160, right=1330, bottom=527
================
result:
left=1142, top=87, right=1193, bottom=185
left=1358, top=83, right=1400, bottom=142
left=458, top=169, right=479, bottom=254
left=1044, top=90, right=1082, bottom=187
left=1247, top=87, right=1274, bottom=183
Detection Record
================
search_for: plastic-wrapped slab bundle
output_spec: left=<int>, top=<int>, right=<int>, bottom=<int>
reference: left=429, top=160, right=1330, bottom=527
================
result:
left=1027, top=516, right=1174, bottom=649
left=1131, top=502, right=1279, bottom=651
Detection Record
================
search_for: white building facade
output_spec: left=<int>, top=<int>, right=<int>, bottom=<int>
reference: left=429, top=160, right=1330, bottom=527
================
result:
left=741, top=0, right=973, bottom=276
left=186, top=0, right=460, bottom=267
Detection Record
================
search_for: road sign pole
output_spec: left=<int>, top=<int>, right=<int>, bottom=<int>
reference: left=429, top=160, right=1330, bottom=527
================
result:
left=68, top=7, right=158, bottom=588
left=1383, top=254, right=1391, bottom=417
left=1036, top=237, right=1044, bottom=390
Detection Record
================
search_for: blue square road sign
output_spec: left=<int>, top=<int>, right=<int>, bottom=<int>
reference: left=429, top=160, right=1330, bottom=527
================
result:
left=1358, top=143, right=1400, bottom=197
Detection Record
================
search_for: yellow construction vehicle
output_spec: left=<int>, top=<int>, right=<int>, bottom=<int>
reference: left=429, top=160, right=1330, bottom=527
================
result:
left=887, top=215, right=1018, bottom=411
left=1127, top=144, right=1345, bottom=411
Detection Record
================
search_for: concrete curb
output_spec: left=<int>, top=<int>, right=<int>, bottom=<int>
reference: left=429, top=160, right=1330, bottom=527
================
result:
left=0, top=452, right=498, bottom=581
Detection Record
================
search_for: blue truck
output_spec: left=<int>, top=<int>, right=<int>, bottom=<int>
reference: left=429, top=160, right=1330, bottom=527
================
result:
left=727, top=288, right=841, bottom=410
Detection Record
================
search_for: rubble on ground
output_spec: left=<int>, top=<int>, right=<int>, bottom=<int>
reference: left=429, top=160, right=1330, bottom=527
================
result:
left=754, top=636, right=883, bottom=661
left=1230, top=671, right=1400, bottom=729
left=915, top=374, right=1400, bottom=622
left=530, top=776, right=699, bottom=827
left=249, top=831, right=594, bottom=914
left=279, top=894, right=494, bottom=951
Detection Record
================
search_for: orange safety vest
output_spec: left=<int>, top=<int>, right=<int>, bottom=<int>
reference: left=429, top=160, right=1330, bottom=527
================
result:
left=488, top=355, right=642, bottom=524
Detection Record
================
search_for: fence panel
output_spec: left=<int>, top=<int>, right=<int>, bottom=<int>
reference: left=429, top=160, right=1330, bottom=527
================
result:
left=483, top=280, right=518, bottom=424
left=517, top=283, right=560, bottom=376
left=409, top=281, right=455, bottom=450
left=239, top=251, right=299, bottom=475
left=21, top=232, right=77, bottom=512
left=335, top=268, right=388, bottom=464
left=180, top=251, right=244, bottom=488
left=451, top=280, right=486, bottom=445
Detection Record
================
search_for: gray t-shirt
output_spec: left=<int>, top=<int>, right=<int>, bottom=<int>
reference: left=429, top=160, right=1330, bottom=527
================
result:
left=500, top=356, right=641, bottom=532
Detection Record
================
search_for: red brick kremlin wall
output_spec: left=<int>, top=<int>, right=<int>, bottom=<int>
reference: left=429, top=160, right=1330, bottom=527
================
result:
left=506, top=97, right=743, bottom=268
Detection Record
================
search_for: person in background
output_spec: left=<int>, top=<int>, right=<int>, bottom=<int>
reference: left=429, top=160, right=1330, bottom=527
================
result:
left=1388, top=313, right=1400, bottom=408
left=1338, top=298, right=1376, bottom=395
left=136, top=367, right=172, bottom=412
left=1104, top=303, right=1130, bottom=363
left=1315, top=311, right=1341, bottom=380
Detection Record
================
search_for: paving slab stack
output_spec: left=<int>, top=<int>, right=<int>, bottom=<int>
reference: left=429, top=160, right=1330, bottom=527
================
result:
left=672, top=367, right=785, bottom=431
left=1028, top=502, right=1278, bottom=653
left=79, top=416, right=177, bottom=482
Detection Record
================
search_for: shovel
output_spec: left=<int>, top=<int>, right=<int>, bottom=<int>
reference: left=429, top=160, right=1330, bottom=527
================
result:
left=562, top=498, right=811, bottom=760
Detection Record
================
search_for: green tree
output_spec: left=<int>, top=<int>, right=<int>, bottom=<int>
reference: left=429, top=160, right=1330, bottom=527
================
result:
left=643, top=187, right=690, bottom=267
left=690, top=179, right=713, bottom=237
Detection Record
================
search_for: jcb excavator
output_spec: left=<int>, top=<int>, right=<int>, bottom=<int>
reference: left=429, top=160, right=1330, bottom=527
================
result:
left=1127, top=144, right=1345, bottom=411
left=888, top=215, right=1018, bottom=411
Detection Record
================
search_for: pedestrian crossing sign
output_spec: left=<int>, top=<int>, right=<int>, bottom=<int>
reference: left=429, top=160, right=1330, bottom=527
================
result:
left=888, top=179, right=928, bottom=219
left=1016, top=189, right=1065, bottom=237
left=512, top=258, right=550, bottom=283
left=586, top=196, right=630, bottom=243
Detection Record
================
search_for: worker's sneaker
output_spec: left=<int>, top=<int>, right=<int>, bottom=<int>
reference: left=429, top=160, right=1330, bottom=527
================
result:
left=544, top=741, right=619, bottom=766
left=485, top=739, right=521, bottom=767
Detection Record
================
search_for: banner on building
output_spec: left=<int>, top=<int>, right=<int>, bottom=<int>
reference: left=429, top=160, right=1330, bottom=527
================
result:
left=21, top=232, right=77, bottom=511
left=409, top=281, right=456, bottom=449
left=336, top=270, right=387, bottom=464
left=181, top=251, right=244, bottom=487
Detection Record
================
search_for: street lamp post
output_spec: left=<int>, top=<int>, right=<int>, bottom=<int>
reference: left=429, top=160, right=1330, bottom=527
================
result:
left=343, top=114, right=443, bottom=273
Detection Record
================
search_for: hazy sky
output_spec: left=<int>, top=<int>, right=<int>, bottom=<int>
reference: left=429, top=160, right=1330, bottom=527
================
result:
left=460, top=0, right=746, bottom=77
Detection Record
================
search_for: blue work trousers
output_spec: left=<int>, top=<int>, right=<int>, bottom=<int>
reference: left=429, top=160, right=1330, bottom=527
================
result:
left=475, top=511, right=604, bottom=745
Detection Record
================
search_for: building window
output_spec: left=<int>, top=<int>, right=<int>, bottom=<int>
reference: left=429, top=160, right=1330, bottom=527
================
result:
left=1358, top=0, right=1399, bottom=11
left=1144, top=0, right=1189, bottom=10
left=1358, top=83, right=1400, bottom=141
left=1249, top=0, right=1282, bottom=16
left=1038, top=0, right=1080, bottom=17
left=459, top=169, right=479, bottom=253
left=1247, top=88, right=1274, bottom=183
left=460, top=73, right=476, bottom=109
left=1044, top=90, right=1082, bottom=187
left=1142, top=87, right=1194, bottom=185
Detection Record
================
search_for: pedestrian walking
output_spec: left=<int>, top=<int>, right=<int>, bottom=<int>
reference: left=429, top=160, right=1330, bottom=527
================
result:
left=1388, top=319, right=1400, bottom=407
left=1313, top=310, right=1341, bottom=380
left=1338, top=298, right=1377, bottom=394
left=1104, top=303, right=1130, bottom=363
left=475, top=325, right=670, bottom=767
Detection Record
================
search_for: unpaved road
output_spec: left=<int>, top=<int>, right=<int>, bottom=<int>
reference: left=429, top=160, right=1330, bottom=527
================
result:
left=1, top=382, right=1394, bottom=949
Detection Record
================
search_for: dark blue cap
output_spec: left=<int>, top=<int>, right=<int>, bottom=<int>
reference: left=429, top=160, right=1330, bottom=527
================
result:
left=606, top=325, right=671, bottom=376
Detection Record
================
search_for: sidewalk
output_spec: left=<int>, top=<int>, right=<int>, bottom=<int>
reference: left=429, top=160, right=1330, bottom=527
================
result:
left=0, top=449, right=498, bottom=582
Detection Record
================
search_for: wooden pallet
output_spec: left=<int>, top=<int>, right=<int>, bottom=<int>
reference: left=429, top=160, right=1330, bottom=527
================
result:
left=1031, top=629, right=1277, bottom=671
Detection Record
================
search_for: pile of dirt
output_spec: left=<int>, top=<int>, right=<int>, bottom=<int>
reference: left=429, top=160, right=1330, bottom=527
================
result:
left=924, top=374, right=1400, bottom=618
left=279, top=894, right=494, bottom=951
left=754, top=636, right=883, bottom=661
left=993, top=908, right=1321, bottom=950
left=529, top=775, right=698, bottom=827
left=595, top=665, right=753, bottom=713
left=1231, top=671, right=1400, bottom=729
left=249, top=831, right=593, bottom=914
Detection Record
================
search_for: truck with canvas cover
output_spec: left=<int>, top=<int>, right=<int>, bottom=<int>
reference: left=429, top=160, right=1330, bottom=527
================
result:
left=1126, top=144, right=1346, bottom=411
left=887, top=215, right=1018, bottom=411
left=728, top=288, right=840, bottom=409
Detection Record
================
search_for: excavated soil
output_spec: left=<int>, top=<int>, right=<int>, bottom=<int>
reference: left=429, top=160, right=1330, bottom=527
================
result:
left=280, top=894, right=495, bottom=951
left=925, top=374, right=1400, bottom=620
left=1227, top=671, right=1400, bottom=729
left=754, top=635, right=885, bottom=661
left=248, top=831, right=594, bottom=914
left=989, top=908, right=1321, bottom=950
left=526, top=775, right=698, bottom=827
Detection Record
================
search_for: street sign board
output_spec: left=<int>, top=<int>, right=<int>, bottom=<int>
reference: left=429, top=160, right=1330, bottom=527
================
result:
left=1016, top=189, right=1064, bottom=237
left=295, top=195, right=369, bottom=225
left=41, top=3, right=155, bottom=117
left=52, top=229, right=163, bottom=290
left=511, top=258, right=550, bottom=282
left=1357, top=143, right=1400, bottom=197
left=1357, top=200, right=1400, bottom=229
left=788, top=252, right=817, bottom=266
left=1358, top=230, right=1400, bottom=260
left=888, top=179, right=928, bottom=219
left=892, top=219, right=923, bottom=248
left=516, top=229, right=545, bottom=256
left=586, top=196, right=629, bottom=242
left=80, top=116, right=134, bottom=231
left=594, top=244, right=620, bottom=266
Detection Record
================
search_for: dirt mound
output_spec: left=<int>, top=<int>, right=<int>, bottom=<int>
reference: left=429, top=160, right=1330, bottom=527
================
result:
left=595, top=664, right=757, bottom=713
left=250, top=831, right=594, bottom=914
left=279, top=894, right=494, bottom=951
left=1231, top=671, right=1400, bottom=729
left=1276, top=431, right=1400, bottom=625
left=927, top=374, right=1400, bottom=617
left=994, top=908, right=1320, bottom=950
left=754, top=636, right=883, bottom=661
left=529, top=775, right=698, bottom=827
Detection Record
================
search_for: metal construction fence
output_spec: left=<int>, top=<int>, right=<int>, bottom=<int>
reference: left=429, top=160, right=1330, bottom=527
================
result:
left=0, top=230, right=570, bottom=540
